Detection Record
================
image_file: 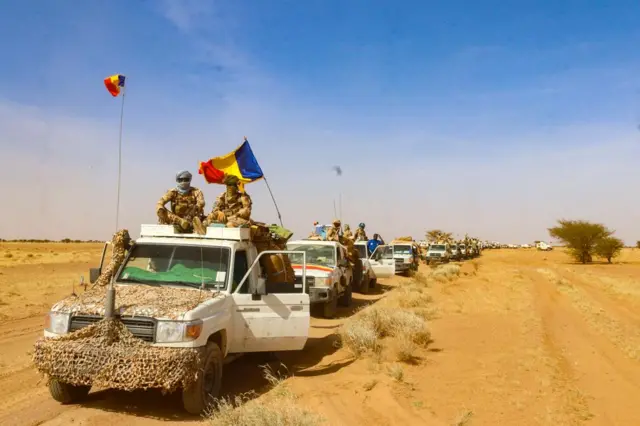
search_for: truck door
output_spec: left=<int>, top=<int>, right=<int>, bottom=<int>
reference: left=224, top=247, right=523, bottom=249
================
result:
left=368, top=245, right=395, bottom=278
left=229, top=250, right=310, bottom=354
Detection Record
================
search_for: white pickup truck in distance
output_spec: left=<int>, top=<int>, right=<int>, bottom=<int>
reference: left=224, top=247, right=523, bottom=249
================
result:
left=286, top=240, right=354, bottom=318
left=390, top=241, right=419, bottom=275
left=425, top=243, right=450, bottom=264
left=42, top=224, right=311, bottom=415
left=353, top=241, right=378, bottom=293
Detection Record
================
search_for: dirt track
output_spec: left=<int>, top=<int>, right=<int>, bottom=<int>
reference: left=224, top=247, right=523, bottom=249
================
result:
left=1, top=243, right=640, bottom=425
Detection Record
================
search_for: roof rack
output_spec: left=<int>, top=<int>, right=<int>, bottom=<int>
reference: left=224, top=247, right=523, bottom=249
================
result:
left=139, top=224, right=250, bottom=241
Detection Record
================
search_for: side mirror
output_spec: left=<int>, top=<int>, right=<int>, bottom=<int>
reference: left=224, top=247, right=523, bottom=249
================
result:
left=89, top=267, right=101, bottom=284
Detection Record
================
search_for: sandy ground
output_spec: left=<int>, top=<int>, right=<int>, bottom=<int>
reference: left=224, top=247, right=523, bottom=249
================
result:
left=1, top=243, right=640, bottom=425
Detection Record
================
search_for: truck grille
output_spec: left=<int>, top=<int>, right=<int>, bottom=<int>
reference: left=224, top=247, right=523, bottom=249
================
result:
left=430, top=253, right=441, bottom=257
left=69, top=315, right=156, bottom=342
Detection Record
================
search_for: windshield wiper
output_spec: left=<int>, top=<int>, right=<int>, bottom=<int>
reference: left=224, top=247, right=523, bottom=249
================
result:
left=171, top=281, right=217, bottom=289
left=118, top=277, right=161, bottom=286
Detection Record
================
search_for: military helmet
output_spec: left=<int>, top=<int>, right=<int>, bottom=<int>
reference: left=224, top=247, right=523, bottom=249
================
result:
left=223, top=174, right=240, bottom=186
left=333, top=218, right=341, bottom=225
left=359, top=222, right=365, bottom=228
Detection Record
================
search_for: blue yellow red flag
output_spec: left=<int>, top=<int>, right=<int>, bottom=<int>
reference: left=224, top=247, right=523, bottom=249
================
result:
left=198, top=139, right=264, bottom=190
left=104, top=74, right=126, bottom=97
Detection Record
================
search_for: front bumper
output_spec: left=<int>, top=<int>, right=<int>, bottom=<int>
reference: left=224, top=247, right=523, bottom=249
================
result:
left=309, top=285, right=335, bottom=304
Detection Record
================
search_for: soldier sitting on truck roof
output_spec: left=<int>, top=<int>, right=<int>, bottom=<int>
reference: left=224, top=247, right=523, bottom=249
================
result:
left=156, top=170, right=207, bottom=234
left=325, top=219, right=341, bottom=242
left=342, top=224, right=353, bottom=240
left=203, top=175, right=253, bottom=228
left=354, top=223, right=368, bottom=241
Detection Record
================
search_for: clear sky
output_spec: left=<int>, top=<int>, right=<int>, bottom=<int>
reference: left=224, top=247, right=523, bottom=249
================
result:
left=1, top=0, right=639, bottom=244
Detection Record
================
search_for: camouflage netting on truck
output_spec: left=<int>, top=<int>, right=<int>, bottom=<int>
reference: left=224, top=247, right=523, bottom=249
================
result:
left=33, top=318, right=202, bottom=393
left=54, top=285, right=218, bottom=319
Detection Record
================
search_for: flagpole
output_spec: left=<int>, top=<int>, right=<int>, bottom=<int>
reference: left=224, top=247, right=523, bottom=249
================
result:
left=262, top=176, right=283, bottom=227
left=115, top=87, right=126, bottom=231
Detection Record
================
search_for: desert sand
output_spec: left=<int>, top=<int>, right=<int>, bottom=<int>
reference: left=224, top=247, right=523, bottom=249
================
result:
left=1, top=242, right=639, bottom=425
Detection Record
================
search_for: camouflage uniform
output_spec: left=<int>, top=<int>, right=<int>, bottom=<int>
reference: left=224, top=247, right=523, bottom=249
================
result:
left=156, top=188, right=205, bottom=227
left=354, top=226, right=368, bottom=242
left=325, top=220, right=341, bottom=242
left=203, top=175, right=252, bottom=227
left=343, top=224, right=353, bottom=240
left=95, top=229, right=132, bottom=287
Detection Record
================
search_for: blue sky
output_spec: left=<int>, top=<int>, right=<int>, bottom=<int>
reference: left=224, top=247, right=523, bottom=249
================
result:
left=1, top=0, right=639, bottom=243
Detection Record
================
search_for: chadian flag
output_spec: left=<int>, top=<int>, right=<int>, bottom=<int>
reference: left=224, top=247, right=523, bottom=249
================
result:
left=104, top=74, right=126, bottom=97
left=198, top=139, right=264, bottom=187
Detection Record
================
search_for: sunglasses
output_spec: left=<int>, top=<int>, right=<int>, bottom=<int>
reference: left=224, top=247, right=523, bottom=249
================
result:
left=177, top=178, right=191, bottom=183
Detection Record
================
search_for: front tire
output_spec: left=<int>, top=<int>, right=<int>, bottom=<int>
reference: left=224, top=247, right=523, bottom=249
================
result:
left=182, top=342, right=223, bottom=415
left=338, top=279, right=352, bottom=307
left=323, top=295, right=338, bottom=318
left=49, top=379, right=90, bottom=404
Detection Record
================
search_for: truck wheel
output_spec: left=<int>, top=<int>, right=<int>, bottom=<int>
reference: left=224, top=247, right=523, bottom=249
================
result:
left=182, top=342, right=223, bottom=415
left=338, top=279, right=352, bottom=307
left=323, top=295, right=338, bottom=318
left=369, top=278, right=377, bottom=292
left=49, top=379, right=91, bottom=404
left=360, top=276, right=370, bottom=294
left=352, top=260, right=363, bottom=293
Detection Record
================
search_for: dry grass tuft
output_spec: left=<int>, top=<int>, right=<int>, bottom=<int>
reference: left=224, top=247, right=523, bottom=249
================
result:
left=394, top=335, right=420, bottom=363
left=207, top=364, right=324, bottom=426
left=4, top=253, right=13, bottom=258
left=363, top=379, right=378, bottom=391
left=387, top=363, right=405, bottom=382
left=338, top=317, right=382, bottom=357
left=432, top=264, right=461, bottom=280
left=339, top=306, right=431, bottom=359
left=452, top=409, right=474, bottom=426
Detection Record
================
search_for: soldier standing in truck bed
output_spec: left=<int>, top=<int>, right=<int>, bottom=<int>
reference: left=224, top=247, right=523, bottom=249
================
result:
left=156, top=170, right=206, bottom=234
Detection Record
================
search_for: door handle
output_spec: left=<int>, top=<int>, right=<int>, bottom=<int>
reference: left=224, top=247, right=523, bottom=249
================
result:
left=236, top=307, right=260, bottom=313
left=291, top=306, right=303, bottom=311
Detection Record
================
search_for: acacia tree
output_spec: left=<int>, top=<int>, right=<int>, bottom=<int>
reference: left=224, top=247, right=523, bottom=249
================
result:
left=548, top=220, right=612, bottom=264
left=595, top=237, right=624, bottom=263
left=636, top=241, right=640, bottom=249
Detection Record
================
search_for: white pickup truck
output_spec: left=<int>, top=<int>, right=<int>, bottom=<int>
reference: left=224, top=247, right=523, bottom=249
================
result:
left=354, top=241, right=397, bottom=280
left=425, top=243, right=451, bottom=264
left=389, top=241, right=419, bottom=275
left=285, top=240, right=354, bottom=318
left=42, top=224, right=311, bottom=415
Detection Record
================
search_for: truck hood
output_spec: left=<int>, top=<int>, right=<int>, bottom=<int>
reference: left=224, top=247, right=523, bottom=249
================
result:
left=51, top=284, right=225, bottom=320
left=291, top=263, right=333, bottom=278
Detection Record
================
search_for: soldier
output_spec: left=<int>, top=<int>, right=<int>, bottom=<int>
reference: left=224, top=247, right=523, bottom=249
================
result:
left=354, top=223, right=368, bottom=241
left=343, top=224, right=353, bottom=240
left=325, top=219, right=341, bottom=242
left=203, top=175, right=252, bottom=227
left=156, top=170, right=206, bottom=234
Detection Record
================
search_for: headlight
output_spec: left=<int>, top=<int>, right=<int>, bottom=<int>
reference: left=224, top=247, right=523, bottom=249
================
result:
left=305, top=276, right=316, bottom=286
left=156, top=320, right=203, bottom=343
left=45, top=312, right=70, bottom=334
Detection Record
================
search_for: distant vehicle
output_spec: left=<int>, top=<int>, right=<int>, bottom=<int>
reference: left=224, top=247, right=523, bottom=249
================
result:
left=449, top=243, right=461, bottom=261
left=286, top=240, right=353, bottom=319
left=425, top=243, right=450, bottom=265
left=536, top=241, right=553, bottom=251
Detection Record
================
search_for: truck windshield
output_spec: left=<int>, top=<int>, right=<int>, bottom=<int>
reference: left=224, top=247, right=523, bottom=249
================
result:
left=286, top=244, right=336, bottom=267
left=117, top=243, right=230, bottom=290
left=356, top=244, right=367, bottom=258
left=393, top=245, right=412, bottom=255
left=430, top=245, right=446, bottom=251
